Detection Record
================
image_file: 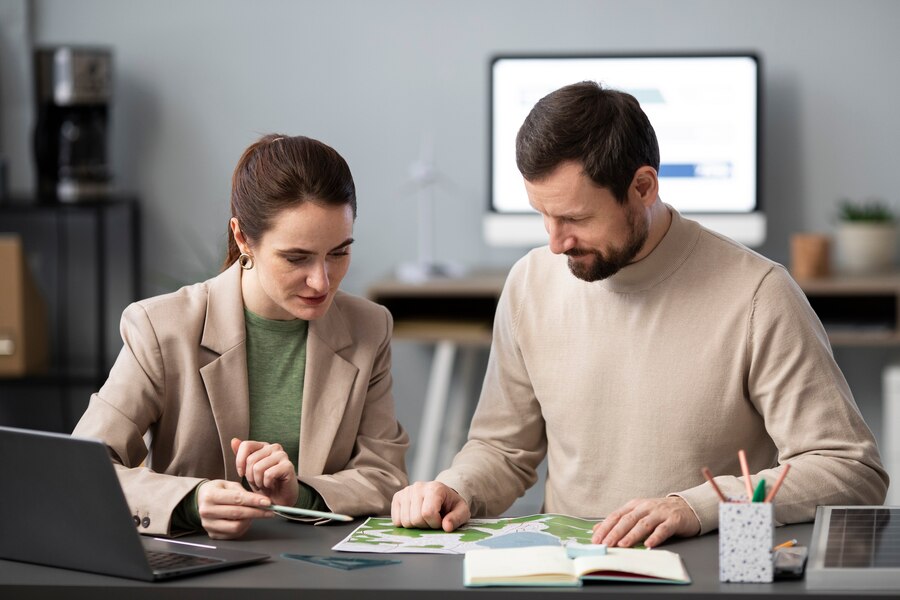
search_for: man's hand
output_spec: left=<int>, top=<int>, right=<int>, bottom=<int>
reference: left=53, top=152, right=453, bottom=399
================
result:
left=391, top=481, right=471, bottom=532
left=196, top=480, right=273, bottom=539
left=231, top=437, right=300, bottom=507
left=591, top=496, right=700, bottom=549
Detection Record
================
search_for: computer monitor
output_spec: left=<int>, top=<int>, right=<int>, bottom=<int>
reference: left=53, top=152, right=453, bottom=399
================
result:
left=485, top=53, right=764, bottom=247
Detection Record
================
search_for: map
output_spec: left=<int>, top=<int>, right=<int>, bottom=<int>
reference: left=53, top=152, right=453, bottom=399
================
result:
left=332, top=513, right=601, bottom=555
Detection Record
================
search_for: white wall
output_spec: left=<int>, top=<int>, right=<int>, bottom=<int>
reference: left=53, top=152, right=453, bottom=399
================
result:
left=3, top=0, right=899, bottom=484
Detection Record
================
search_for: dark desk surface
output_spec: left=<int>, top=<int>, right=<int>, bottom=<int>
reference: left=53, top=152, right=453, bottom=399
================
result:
left=0, top=519, right=893, bottom=599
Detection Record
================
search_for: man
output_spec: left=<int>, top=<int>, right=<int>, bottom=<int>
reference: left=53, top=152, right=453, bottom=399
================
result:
left=392, top=81, right=887, bottom=548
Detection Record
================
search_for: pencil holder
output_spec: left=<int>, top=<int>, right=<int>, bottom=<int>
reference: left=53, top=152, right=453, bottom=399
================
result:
left=718, top=502, right=773, bottom=583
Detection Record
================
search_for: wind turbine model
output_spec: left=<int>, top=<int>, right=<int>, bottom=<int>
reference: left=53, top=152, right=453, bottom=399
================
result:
left=395, top=135, right=466, bottom=283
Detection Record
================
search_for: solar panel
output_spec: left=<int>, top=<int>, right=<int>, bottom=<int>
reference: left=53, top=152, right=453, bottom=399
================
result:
left=807, top=505, right=900, bottom=590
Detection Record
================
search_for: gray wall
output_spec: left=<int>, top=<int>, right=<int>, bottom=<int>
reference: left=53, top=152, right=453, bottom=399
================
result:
left=2, top=0, right=899, bottom=487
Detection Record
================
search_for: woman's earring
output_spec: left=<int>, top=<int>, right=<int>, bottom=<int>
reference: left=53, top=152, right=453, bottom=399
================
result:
left=239, top=253, right=254, bottom=270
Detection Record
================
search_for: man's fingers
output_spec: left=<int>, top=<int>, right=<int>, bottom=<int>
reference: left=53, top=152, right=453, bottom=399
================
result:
left=592, top=513, right=618, bottom=541
left=441, top=497, right=470, bottom=532
left=601, top=510, right=642, bottom=546
left=390, top=482, right=469, bottom=530
left=390, top=491, right=403, bottom=526
left=596, top=497, right=700, bottom=548
left=643, top=519, right=677, bottom=549
left=406, top=486, right=427, bottom=528
left=616, top=514, right=662, bottom=548
left=420, top=488, right=445, bottom=529
left=592, top=502, right=634, bottom=541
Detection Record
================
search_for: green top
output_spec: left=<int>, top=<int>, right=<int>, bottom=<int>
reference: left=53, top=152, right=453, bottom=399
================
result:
left=244, top=307, right=307, bottom=469
left=172, top=309, right=326, bottom=534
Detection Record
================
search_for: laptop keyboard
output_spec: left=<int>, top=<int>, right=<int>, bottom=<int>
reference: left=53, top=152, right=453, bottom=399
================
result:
left=146, top=550, right=222, bottom=571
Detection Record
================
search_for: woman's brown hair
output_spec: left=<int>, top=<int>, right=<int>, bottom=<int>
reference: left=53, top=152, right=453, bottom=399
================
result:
left=222, top=134, right=357, bottom=270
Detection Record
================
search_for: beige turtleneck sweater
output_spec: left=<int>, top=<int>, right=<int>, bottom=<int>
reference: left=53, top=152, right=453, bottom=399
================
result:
left=437, top=208, right=887, bottom=534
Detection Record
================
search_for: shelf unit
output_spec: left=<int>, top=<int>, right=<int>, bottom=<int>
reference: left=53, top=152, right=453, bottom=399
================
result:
left=795, top=272, right=900, bottom=346
left=0, top=197, right=140, bottom=430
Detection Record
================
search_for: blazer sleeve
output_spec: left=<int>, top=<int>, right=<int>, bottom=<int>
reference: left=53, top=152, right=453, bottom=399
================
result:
left=298, top=306, right=409, bottom=516
left=72, top=303, right=206, bottom=536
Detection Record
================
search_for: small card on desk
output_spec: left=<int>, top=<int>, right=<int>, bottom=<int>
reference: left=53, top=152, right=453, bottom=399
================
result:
left=463, top=545, right=691, bottom=587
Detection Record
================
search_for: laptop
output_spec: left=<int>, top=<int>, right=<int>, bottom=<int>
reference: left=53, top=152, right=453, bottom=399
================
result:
left=0, top=426, right=269, bottom=581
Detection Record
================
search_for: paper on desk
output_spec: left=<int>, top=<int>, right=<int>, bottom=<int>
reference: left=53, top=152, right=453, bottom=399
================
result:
left=332, top=513, right=602, bottom=555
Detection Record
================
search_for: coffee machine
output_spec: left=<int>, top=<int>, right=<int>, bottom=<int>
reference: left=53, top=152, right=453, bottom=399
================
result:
left=34, top=46, right=112, bottom=202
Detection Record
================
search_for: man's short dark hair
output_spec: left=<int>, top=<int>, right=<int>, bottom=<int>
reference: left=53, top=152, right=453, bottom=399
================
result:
left=515, top=81, right=660, bottom=203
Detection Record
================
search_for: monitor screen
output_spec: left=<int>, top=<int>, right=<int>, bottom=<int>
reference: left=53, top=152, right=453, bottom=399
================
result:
left=486, top=53, right=764, bottom=247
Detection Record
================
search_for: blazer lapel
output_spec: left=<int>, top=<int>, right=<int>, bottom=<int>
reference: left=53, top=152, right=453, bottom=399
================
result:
left=199, top=263, right=250, bottom=481
left=298, top=296, right=359, bottom=476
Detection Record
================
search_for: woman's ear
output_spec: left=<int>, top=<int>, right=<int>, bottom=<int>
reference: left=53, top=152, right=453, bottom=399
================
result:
left=230, top=217, right=250, bottom=254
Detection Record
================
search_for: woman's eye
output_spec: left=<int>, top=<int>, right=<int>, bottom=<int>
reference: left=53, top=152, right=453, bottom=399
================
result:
left=286, top=256, right=310, bottom=264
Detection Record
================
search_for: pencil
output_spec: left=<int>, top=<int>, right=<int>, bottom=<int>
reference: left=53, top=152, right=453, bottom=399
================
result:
left=738, top=449, right=754, bottom=502
left=773, top=539, right=798, bottom=551
left=702, top=467, right=728, bottom=502
left=764, top=463, right=791, bottom=503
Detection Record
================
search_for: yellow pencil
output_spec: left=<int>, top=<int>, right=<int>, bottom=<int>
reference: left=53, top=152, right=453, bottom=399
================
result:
left=773, top=539, right=797, bottom=551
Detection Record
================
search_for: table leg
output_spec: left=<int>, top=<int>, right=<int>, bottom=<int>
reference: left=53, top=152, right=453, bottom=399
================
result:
left=411, top=340, right=457, bottom=482
left=438, top=346, right=479, bottom=472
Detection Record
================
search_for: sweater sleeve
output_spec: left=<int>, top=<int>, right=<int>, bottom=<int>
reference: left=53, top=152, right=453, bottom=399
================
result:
left=675, top=266, right=888, bottom=533
left=436, top=260, right=548, bottom=516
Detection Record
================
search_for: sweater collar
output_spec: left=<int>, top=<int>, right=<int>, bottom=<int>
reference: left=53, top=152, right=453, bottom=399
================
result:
left=597, top=206, right=701, bottom=293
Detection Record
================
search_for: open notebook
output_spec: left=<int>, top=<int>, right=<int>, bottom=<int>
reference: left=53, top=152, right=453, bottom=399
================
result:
left=464, top=545, right=691, bottom=587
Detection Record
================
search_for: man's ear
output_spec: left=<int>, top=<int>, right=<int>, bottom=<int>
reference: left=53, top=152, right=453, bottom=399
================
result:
left=631, top=166, right=659, bottom=207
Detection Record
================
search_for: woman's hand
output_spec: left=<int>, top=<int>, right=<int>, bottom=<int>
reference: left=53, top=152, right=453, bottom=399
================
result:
left=196, top=479, right=273, bottom=539
left=231, top=437, right=300, bottom=507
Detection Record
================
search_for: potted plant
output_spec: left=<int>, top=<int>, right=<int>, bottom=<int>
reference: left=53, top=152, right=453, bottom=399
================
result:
left=835, top=198, right=897, bottom=274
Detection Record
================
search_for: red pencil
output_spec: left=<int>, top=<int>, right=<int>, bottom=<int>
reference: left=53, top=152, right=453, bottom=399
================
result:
left=738, top=449, right=754, bottom=502
left=764, top=463, right=791, bottom=503
left=702, top=466, right=728, bottom=503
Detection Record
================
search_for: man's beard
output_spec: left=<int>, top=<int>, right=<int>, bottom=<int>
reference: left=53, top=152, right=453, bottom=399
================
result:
left=565, top=204, right=650, bottom=282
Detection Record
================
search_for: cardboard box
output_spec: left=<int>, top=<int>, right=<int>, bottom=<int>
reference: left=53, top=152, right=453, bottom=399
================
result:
left=0, top=234, right=49, bottom=376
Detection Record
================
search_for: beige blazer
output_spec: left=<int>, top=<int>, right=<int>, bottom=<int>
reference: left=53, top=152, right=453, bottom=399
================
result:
left=73, top=262, right=409, bottom=536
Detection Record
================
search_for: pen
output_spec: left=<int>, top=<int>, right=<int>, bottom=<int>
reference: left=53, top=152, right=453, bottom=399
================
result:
left=262, top=504, right=354, bottom=522
left=738, top=449, right=754, bottom=502
left=701, top=467, right=728, bottom=503
left=773, top=539, right=798, bottom=551
left=764, top=463, right=791, bottom=503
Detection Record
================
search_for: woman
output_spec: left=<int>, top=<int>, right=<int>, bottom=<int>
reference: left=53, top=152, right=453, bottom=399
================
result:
left=73, top=134, right=409, bottom=539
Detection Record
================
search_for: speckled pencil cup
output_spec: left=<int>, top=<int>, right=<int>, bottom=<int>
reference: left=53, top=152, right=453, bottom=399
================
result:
left=719, top=502, right=773, bottom=582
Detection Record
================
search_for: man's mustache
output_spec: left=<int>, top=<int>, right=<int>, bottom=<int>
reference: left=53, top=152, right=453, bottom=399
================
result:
left=565, top=248, right=591, bottom=257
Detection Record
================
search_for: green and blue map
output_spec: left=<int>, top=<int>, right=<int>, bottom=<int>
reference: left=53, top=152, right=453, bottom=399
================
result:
left=332, top=514, right=601, bottom=555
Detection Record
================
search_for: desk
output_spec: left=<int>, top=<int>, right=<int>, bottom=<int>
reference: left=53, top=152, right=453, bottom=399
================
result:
left=2, top=519, right=894, bottom=599
left=368, top=271, right=506, bottom=482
